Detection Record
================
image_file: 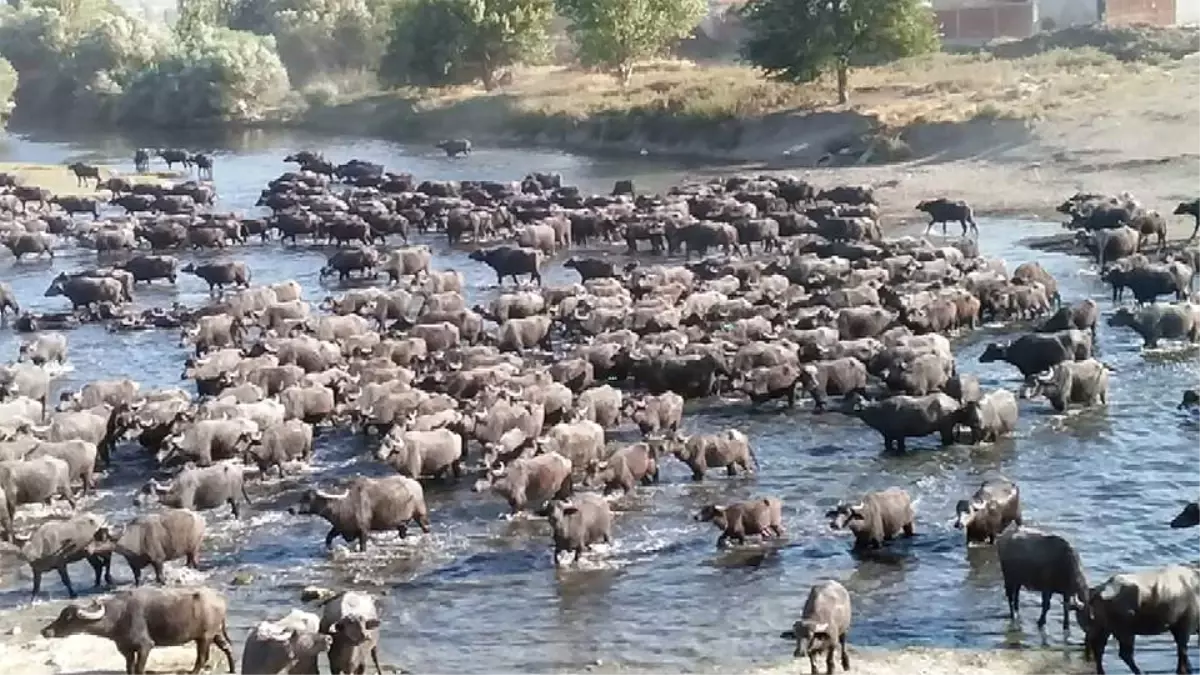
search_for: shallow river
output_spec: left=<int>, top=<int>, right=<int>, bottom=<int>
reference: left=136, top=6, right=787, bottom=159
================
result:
left=0, top=130, right=1195, bottom=673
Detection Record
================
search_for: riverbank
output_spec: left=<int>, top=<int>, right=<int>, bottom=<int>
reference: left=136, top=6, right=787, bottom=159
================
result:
left=0, top=163, right=181, bottom=197
left=0, top=629, right=1091, bottom=675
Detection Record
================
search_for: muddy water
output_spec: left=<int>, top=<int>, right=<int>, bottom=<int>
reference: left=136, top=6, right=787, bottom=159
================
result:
left=0, top=130, right=1195, bottom=673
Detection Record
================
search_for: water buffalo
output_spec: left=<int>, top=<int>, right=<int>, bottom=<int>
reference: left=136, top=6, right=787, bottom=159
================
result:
left=1030, top=359, right=1110, bottom=412
left=436, top=138, right=472, bottom=157
left=1107, top=303, right=1200, bottom=348
left=18, top=512, right=112, bottom=598
left=68, top=162, right=101, bottom=187
left=843, top=392, right=959, bottom=452
left=1176, top=198, right=1200, bottom=240
left=242, top=609, right=329, bottom=675
left=469, top=246, right=543, bottom=286
left=779, top=580, right=852, bottom=674
left=1171, top=501, right=1199, bottom=528
left=917, top=198, right=977, bottom=236
left=94, top=508, right=206, bottom=586
left=119, top=255, right=179, bottom=285
left=996, top=525, right=1088, bottom=630
left=696, top=496, right=784, bottom=548
left=472, top=451, right=573, bottom=515
left=182, top=261, right=251, bottom=292
left=40, top=585, right=236, bottom=675
left=954, top=477, right=1022, bottom=544
left=979, top=330, right=1092, bottom=383
left=583, top=442, right=659, bottom=495
left=958, top=388, right=1019, bottom=443
left=318, top=591, right=383, bottom=675
left=290, top=475, right=431, bottom=552
left=540, top=493, right=613, bottom=566
left=136, top=462, right=251, bottom=519
left=826, top=487, right=915, bottom=550
left=0, top=281, right=18, bottom=318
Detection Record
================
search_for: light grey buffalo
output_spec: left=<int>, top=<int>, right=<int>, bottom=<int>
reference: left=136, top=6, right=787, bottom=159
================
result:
left=583, top=442, right=659, bottom=495
left=957, top=388, right=1019, bottom=443
left=996, top=525, right=1089, bottom=631
left=695, top=497, right=784, bottom=548
left=27, top=439, right=99, bottom=493
left=245, top=419, right=314, bottom=476
left=0, top=362, right=51, bottom=410
left=136, top=462, right=251, bottom=519
left=842, top=392, right=960, bottom=452
left=1037, top=298, right=1100, bottom=336
left=954, top=477, right=1022, bottom=544
left=375, top=427, right=464, bottom=480
left=318, top=591, right=383, bottom=675
left=472, top=451, right=573, bottom=515
left=19, top=333, right=68, bottom=365
left=668, top=429, right=755, bottom=480
left=39, top=586, right=236, bottom=675
left=497, top=314, right=552, bottom=353
left=1076, top=564, right=1200, bottom=675
left=624, top=391, right=684, bottom=437
left=0, top=455, right=75, bottom=520
left=94, top=508, right=206, bottom=586
left=158, top=418, right=260, bottom=467
left=290, top=475, right=430, bottom=552
left=779, top=580, right=853, bottom=674
left=242, top=609, right=330, bottom=675
left=1030, top=358, right=1110, bottom=412
left=535, top=419, right=604, bottom=470
left=17, top=512, right=112, bottom=598
left=826, top=487, right=915, bottom=550
left=540, top=493, right=613, bottom=566
left=798, top=358, right=868, bottom=411
left=570, top=384, right=621, bottom=428
left=1108, top=303, right=1200, bottom=348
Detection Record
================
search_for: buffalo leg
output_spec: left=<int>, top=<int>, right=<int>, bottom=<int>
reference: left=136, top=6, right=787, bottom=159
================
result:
left=1116, top=635, right=1140, bottom=675
left=808, top=653, right=820, bottom=675
left=726, top=464, right=738, bottom=477
left=825, top=644, right=836, bottom=675
left=1172, top=625, right=1192, bottom=674
left=130, top=564, right=143, bottom=587
left=119, top=647, right=136, bottom=675
left=56, top=566, right=77, bottom=598
left=214, top=628, right=236, bottom=673
left=371, top=645, right=383, bottom=675
left=325, top=527, right=338, bottom=549
left=1004, top=584, right=1019, bottom=620
left=153, top=562, right=165, bottom=584
left=1089, top=630, right=1110, bottom=674
left=186, top=550, right=200, bottom=569
left=192, top=637, right=210, bottom=674
left=840, top=634, right=850, bottom=671
left=1061, top=596, right=1072, bottom=631
left=30, top=569, right=42, bottom=599
left=1036, top=591, right=1052, bottom=628
left=358, top=533, right=370, bottom=552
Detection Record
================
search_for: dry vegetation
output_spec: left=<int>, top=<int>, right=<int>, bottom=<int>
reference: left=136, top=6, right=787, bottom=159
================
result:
left=0, top=163, right=174, bottom=197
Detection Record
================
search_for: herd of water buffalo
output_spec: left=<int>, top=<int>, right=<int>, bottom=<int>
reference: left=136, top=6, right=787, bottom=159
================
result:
left=0, top=147, right=1196, bottom=675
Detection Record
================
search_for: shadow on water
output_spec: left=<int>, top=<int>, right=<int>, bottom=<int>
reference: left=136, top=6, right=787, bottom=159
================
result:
left=0, top=132, right=1192, bottom=673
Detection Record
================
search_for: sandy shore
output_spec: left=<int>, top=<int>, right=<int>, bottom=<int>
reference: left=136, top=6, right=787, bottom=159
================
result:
left=0, top=630, right=1091, bottom=675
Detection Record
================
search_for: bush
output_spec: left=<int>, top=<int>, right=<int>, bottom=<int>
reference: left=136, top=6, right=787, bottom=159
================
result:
left=227, top=0, right=394, bottom=87
left=119, top=26, right=292, bottom=128
left=0, top=57, right=16, bottom=124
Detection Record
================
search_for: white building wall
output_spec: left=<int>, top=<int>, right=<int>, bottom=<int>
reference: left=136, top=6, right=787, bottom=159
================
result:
left=1177, top=0, right=1200, bottom=24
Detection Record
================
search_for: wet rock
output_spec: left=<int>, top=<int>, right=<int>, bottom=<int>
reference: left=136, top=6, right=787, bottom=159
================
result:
left=301, top=585, right=334, bottom=602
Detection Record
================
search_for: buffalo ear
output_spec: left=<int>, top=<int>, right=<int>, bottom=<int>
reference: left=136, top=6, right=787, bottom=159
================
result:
left=562, top=506, right=580, bottom=517
left=364, top=619, right=381, bottom=630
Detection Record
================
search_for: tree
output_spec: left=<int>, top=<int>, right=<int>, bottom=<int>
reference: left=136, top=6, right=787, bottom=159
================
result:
left=380, top=0, right=552, bottom=90
left=555, top=0, right=707, bottom=85
left=740, top=0, right=938, bottom=104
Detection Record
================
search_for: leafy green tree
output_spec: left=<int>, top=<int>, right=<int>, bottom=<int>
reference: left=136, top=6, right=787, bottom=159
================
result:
left=381, top=0, right=552, bottom=89
left=555, top=0, right=707, bottom=85
left=0, top=57, right=17, bottom=126
left=121, top=26, right=291, bottom=127
left=740, top=0, right=939, bottom=104
left=223, top=0, right=394, bottom=86
left=175, top=0, right=235, bottom=41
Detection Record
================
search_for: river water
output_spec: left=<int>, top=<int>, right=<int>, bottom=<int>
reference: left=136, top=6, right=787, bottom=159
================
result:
left=0, top=129, right=1195, bottom=673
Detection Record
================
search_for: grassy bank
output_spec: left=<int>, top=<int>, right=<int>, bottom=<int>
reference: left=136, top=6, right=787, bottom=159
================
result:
left=294, top=24, right=1198, bottom=163
left=0, top=163, right=180, bottom=197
